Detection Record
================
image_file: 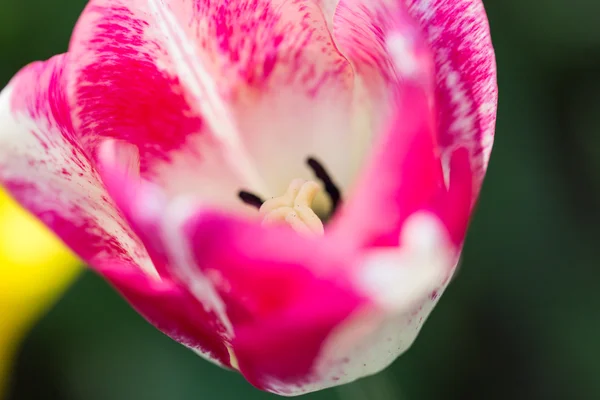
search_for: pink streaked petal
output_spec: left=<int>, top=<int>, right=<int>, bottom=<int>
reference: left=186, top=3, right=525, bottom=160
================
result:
left=331, top=1, right=491, bottom=249
left=233, top=0, right=436, bottom=202
left=183, top=0, right=356, bottom=196
left=96, top=259, right=232, bottom=367
left=68, top=0, right=378, bottom=205
left=181, top=211, right=455, bottom=395
left=332, top=0, right=403, bottom=83
left=94, top=140, right=238, bottom=368
left=330, top=81, right=445, bottom=248
left=322, top=1, right=447, bottom=250
left=0, top=54, right=156, bottom=277
left=183, top=0, right=352, bottom=97
left=181, top=211, right=367, bottom=394
left=97, top=141, right=235, bottom=345
left=68, top=0, right=250, bottom=208
left=407, top=0, right=497, bottom=197
left=68, top=1, right=203, bottom=163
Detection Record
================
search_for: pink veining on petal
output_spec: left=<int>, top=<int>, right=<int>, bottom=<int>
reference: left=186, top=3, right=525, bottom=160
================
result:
left=68, top=2, right=205, bottom=172
left=332, top=0, right=401, bottom=83
left=406, top=0, right=498, bottom=198
left=0, top=54, right=155, bottom=276
left=68, top=0, right=256, bottom=212
left=180, top=0, right=362, bottom=195
left=331, top=0, right=496, bottom=249
left=186, top=0, right=352, bottom=97
left=67, top=0, right=368, bottom=206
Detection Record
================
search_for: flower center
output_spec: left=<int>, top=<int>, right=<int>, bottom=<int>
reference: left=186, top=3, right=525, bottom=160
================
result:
left=237, top=157, right=341, bottom=235
left=259, top=179, right=324, bottom=236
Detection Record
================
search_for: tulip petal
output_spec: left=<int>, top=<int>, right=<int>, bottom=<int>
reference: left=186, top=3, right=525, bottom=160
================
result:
left=96, top=144, right=236, bottom=363
left=179, top=209, right=454, bottom=395
left=179, top=211, right=365, bottom=394
left=333, top=0, right=496, bottom=248
left=330, top=14, right=445, bottom=247
left=68, top=0, right=253, bottom=209
left=63, top=0, right=296, bottom=195
left=332, top=0, right=405, bottom=82
left=0, top=54, right=156, bottom=277
left=68, top=0, right=412, bottom=206
left=407, top=0, right=497, bottom=195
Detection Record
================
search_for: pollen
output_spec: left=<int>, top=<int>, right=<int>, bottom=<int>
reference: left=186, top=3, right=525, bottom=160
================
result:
left=259, top=179, right=325, bottom=236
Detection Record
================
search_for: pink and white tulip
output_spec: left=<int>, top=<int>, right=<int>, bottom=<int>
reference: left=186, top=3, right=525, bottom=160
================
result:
left=0, top=0, right=496, bottom=395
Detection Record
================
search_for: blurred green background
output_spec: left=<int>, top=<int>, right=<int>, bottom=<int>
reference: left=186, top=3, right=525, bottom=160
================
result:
left=2, top=0, right=600, bottom=399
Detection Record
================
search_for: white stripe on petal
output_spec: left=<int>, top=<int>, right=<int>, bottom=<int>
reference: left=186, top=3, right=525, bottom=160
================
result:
left=161, top=195, right=234, bottom=338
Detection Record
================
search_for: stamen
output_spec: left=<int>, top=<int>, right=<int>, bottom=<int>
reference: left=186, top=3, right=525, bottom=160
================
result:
left=306, top=157, right=341, bottom=213
left=238, top=191, right=264, bottom=209
left=259, top=179, right=324, bottom=236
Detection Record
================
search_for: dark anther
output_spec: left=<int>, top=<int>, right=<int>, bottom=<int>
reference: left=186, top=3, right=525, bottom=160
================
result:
left=306, top=157, right=341, bottom=213
left=238, top=191, right=264, bottom=209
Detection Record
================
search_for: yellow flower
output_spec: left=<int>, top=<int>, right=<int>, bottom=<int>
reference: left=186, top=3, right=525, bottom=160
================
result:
left=0, top=189, right=80, bottom=398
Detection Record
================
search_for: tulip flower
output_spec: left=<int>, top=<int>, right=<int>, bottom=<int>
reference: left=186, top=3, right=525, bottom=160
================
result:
left=0, top=0, right=497, bottom=395
left=0, top=189, right=80, bottom=397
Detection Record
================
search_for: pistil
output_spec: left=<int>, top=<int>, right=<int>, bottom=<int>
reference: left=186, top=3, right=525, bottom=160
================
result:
left=259, top=179, right=324, bottom=236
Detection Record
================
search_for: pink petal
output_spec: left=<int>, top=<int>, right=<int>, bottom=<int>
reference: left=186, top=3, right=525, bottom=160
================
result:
left=97, top=140, right=460, bottom=395
left=97, top=143, right=235, bottom=355
left=330, top=11, right=445, bottom=248
left=67, top=0, right=372, bottom=205
left=332, top=0, right=405, bottom=83
left=332, top=0, right=497, bottom=248
left=67, top=0, right=249, bottom=209
left=0, top=54, right=156, bottom=277
left=180, top=208, right=454, bottom=395
left=407, top=0, right=497, bottom=196
left=181, top=211, right=367, bottom=394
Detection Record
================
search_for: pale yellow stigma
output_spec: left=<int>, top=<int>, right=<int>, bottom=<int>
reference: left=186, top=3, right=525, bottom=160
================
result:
left=259, top=179, right=325, bottom=236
